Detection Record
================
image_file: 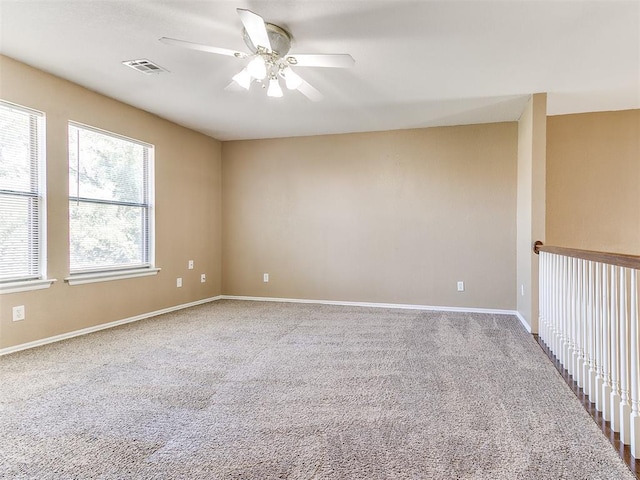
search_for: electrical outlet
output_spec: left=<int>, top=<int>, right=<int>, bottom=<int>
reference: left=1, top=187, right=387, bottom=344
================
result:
left=201, top=273, right=206, bottom=283
left=177, top=277, right=183, bottom=288
left=13, top=305, right=25, bottom=322
left=457, top=281, right=464, bottom=292
left=188, top=260, right=194, bottom=270
left=263, top=273, right=269, bottom=283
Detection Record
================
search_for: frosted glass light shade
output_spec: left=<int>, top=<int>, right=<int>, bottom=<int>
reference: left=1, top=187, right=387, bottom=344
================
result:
left=232, top=69, right=252, bottom=90
left=267, top=77, right=283, bottom=97
left=246, top=56, right=267, bottom=80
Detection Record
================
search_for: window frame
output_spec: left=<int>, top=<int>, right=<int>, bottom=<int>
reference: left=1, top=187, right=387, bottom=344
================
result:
left=65, top=122, right=158, bottom=285
left=0, top=100, right=55, bottom=294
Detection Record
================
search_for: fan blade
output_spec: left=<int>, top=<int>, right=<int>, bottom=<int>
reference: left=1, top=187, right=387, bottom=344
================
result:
left=285, top=54, right=355, bottom=68
left=297, top=78, right=323, bottom=102
left=159, top=37, right=246, bottom=58
left=237, top=9, right=272, bottom=52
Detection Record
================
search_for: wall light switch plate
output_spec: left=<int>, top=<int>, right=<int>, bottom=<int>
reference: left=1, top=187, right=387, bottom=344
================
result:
left=201, top=274, right=206, bottom=283
left=13, top=305, right=25, bottom=321
left=188, top=260, right=194, bottom=270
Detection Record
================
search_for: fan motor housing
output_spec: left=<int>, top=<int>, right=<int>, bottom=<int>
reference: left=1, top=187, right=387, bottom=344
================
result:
left=242, top=23, right=292, bottom=57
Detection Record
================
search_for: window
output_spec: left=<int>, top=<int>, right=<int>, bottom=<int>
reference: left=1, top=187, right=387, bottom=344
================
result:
left=0, top=100, right=51, bottom=293
left=67, top=123, right=157, bottom=283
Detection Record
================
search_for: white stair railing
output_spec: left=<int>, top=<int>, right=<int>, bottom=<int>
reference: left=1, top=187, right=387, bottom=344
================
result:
left=536, top=243, right=640, bottom=458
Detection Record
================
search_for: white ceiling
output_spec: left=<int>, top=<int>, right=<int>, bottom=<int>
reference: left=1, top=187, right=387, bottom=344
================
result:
left=1, top=1, right=638, bottom=141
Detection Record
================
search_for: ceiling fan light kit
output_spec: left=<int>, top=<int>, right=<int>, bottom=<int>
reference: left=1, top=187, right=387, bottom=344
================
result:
left=160, top=8, right=355, bottom=101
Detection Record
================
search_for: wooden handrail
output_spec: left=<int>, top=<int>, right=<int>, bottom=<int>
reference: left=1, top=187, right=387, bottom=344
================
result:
left=533, top=241, right=640, bottom=270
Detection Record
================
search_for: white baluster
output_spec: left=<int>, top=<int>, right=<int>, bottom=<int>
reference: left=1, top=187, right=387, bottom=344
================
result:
left=620, top=267, right=631, bottom=444
left=571, top=258, right=580, bottom=381
left=575, top=259, right=585, bottom=388
left=629, top=269, right=640, bottom=457
left=549, top=253, right=558, bottom=356
left=538, top=252, right=546, bottom=344
left=559, top=255, right=565, bottom=360
left=594, top=262, right=603, bottom=411
left=576, top=259, right=589, bottom=392
left=552, top=253, right=559, bottom=357
left=601, top=263, right=611, bottom=421
left=611, top=265, right=621, bottom=432
left=559, top=255, right=568, bottom=366
left=587, top=261, right=597, bottom=401
left=545, top=252, right=552, bottom=347
left=563, top=256, right=571, bottom=369
left=583, top=259, right=591, bottom=393
left=541, top=252, right=550, bottom=348
left=567, top=257, right=577, bottom=378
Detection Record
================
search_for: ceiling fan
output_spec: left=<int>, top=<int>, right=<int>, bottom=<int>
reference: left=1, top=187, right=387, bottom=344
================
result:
left=160, top=8, right=355, bottom=101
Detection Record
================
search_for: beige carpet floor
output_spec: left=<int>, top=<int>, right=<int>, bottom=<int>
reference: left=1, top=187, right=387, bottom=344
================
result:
left=0, top=300, right=634, bottom=479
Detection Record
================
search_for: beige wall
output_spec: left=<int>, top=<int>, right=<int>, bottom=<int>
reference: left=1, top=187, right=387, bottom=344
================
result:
left=0, top=56, right=223, bottom=350
left=222, top=124, right=518, bottom=309
left=546, top=109, right=640, bottom=255
left=516, top=94, right=547, bottom=333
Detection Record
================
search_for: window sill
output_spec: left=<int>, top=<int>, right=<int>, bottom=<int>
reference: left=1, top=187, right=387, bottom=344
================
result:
left=65, top=267, right=161, bottom=286
left=0, top=278, right=57, bottom=295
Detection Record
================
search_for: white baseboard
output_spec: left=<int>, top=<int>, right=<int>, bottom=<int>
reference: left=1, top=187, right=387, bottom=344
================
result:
left=221, top=295, right=522, bottom=319
left=2, top=294, right=529, bottom=356
left=0, top=296, right=222, bottom=356
left=514, top=311, right=532, bottom=333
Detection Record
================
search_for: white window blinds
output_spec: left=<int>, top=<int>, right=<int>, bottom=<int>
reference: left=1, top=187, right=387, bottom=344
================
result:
left=68, top=123, right=154, bottom=273
left=0, top=101, right=45, bottom=282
